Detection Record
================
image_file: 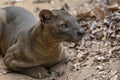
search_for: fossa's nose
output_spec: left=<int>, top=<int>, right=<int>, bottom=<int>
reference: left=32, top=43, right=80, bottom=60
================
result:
left=77, top=29, right=85, bottom=36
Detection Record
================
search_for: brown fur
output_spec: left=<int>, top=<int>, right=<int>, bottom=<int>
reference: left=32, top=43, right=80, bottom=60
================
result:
left=0, top=9, right=7, bottom=54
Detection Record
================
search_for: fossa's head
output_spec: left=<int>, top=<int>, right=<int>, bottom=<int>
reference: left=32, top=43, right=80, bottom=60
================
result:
left=39, top=9, right=85, bottom=42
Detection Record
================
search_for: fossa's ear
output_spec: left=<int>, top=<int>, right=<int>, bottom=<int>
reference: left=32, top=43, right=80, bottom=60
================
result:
left=39, top=9, right=56, bottom=23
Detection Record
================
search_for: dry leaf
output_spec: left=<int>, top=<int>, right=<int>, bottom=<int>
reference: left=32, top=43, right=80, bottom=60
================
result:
left=76, top=6, right=106, bottom=20
left=76, top=11, right=92, bottom=20
left=92, top=7, right=106, bottom=20
left=107, top=2, right=119, bottom=11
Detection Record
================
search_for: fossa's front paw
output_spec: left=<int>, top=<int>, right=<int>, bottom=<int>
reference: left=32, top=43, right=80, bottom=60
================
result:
left=50, top=62, right=67, bottom=77
left=30, top=68, right=50, bottom=79
left=20, top=67, right=50, bottom=79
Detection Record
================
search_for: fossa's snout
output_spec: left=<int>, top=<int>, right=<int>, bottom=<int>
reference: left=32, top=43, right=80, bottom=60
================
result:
left=77, top=29, right=85, bottom=36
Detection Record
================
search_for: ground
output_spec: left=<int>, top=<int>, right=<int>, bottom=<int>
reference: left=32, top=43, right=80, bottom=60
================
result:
left=0, top=0, right=119, bottom=80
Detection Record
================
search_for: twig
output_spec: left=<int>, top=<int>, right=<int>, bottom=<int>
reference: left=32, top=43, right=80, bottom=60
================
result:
left=107, top=22, right=113, bottom=40
left=107, top=0, right=110, bottom=5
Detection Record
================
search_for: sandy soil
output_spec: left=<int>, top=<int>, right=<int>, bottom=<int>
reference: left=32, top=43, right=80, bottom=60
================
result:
left=0, top=0, right=119, bottom=80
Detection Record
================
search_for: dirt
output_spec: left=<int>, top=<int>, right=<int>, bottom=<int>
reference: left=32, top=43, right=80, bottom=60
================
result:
left=0, top=0, right=120, bottom=80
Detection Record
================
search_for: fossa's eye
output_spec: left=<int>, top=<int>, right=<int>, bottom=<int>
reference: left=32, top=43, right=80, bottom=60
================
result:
left=61, top=24, right=68, bottom=28
left=58, top=21, right=68, bottom=29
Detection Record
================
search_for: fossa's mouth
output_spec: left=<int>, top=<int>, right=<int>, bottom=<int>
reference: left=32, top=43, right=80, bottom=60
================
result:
left=64, top=37, right=83, bottom=43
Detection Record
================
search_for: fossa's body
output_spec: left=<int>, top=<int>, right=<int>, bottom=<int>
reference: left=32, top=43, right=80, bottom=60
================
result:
left=0, top=6, right=85, bottom=78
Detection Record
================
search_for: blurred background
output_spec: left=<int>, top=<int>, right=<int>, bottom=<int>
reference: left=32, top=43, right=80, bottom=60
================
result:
left=0, top=0, right=87, bottom=18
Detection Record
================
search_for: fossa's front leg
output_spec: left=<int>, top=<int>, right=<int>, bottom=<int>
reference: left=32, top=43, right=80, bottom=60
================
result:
left=4, top=44, right=50, bottom=79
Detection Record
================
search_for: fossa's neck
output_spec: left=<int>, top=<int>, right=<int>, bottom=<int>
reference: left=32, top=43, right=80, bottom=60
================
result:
left=29, top=22, right=62, bottom=54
